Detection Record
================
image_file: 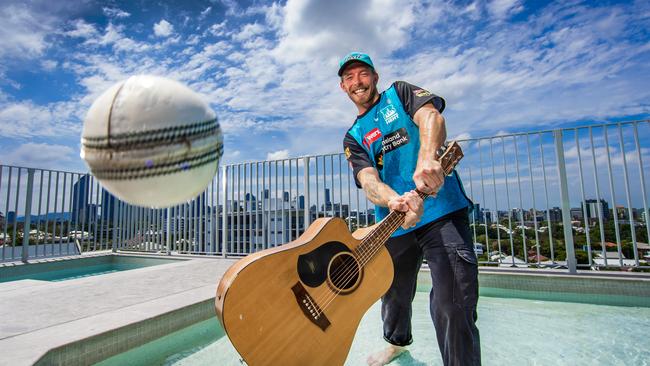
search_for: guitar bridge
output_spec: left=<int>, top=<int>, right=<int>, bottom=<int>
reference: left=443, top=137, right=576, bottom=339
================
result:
left=291, top=282, right=331, bottom=331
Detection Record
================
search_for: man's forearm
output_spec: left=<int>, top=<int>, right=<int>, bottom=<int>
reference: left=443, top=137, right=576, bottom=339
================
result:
left=357, top=168, right=399, bottom=207
left=363, top=179, right=399, bottom=207
left=417, top=108, right=446, bottom=163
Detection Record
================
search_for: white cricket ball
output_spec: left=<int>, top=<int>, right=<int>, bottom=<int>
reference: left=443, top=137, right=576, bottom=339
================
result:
left=80, top=75, right=223, bottom=208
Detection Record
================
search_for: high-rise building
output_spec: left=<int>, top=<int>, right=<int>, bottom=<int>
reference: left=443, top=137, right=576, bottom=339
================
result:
left=297, top=195, right=305, bottom=209
left=101, top=190, right=118, bottom=221
left=72, top=175, right=90, bottom=225
left=570, top=207, right=584, bottom=221
left=470, top=203, right=482, bottom=223
left=245, top=193, right=257, bottom=211
left=548, top=207, right=562, bottom=222
left=481, top=209, right=492, bottom=224
left=583, top=199, right=609, bottom=221
left=291, top=195, right=305, bottom=210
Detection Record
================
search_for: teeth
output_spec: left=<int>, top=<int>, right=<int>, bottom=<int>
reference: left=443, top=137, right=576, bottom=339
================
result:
left=354, top=88, right=366, bottom=95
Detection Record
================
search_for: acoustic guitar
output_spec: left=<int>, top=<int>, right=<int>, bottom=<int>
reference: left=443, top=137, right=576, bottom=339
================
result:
left=215, top=141, right=464, bottom=366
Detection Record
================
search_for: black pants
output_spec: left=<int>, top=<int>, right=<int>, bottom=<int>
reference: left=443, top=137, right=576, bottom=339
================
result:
left=381, top=208, right=481, bottom=366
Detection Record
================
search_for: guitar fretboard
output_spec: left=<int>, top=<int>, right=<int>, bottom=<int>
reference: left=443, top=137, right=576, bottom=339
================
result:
left=353, top=191, right=428, bottom=266
left=350, top=141, right=462, bottom=268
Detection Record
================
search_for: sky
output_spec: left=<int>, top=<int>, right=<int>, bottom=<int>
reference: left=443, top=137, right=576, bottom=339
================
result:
left=1, top=0, right=649, bottom=173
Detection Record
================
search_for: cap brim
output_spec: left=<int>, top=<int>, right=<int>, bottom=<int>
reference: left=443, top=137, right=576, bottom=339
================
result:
left=338, top=60, right=373, bottom=76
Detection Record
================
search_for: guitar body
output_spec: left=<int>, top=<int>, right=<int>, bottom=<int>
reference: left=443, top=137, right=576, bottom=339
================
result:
left=215, top=217, right=393, bottom=366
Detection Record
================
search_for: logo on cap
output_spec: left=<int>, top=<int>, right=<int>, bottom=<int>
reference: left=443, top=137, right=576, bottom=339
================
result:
left=338, top=52, right=374, bottom=76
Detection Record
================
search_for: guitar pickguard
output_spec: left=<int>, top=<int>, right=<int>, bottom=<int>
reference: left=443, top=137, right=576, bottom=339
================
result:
left=297, top=241, right=350, bottom=287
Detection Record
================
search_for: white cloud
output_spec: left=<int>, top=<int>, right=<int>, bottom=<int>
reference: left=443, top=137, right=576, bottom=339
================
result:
left=0, top=101, right=81, bottom=138
left=487, top=0, right=524, bottom=20
left=273, top=0, right=415, bottom=64
left=82, top=23, right=151, bottom=53
left=4, top=143, right=76, bottom=167
left=96, top=22, right=123, bottom=45
left=102, top=7, right=130, bottom=18
left=232, top=23, right=265, bottom=42
left=200, top=6, right=212, bottom=19
left=153, top=19, right=174, bottom=37
left=0, top=75, right=20, bottom=90
left=454, top=132, right=473, bottom=141
left=0, top=4, right=53, bottom=59
left=208, top=21, right=228, bottom=37
left=41, top=60, right=58, bottom=71
left=187, top=34, right=201, bottom=45
left=264, top=2, right=284, bottom=30
left=220, top=0, right=242, bottom=16
left=65, top=19, right=98, bottom=38
left=266, top=150, right=290, bottom=161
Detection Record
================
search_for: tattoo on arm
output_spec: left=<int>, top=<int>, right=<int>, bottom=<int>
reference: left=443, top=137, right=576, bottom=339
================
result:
left=365, top=180, right=383, bottom=203
left=358, top=168, right=398, bottom=207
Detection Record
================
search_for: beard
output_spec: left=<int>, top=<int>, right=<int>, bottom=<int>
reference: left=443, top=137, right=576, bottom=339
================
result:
left=348, top=83, right=378, bottom=107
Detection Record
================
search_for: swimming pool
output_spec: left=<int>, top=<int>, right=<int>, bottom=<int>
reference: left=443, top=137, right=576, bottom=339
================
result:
left=95, top=285, right=650, bottom=366
left=0, top=254, right=186, bottom=283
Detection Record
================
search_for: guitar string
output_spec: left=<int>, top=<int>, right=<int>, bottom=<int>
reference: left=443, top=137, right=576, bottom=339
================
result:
left=309, top=214, right=399, bottom=317
left=319, top=187, right=429, bottom=302
left=315, top=210, right=407, bottom=314
left=312, top=168, right=453, bottom=315
left=320, top=188, right=431, bottom=310
left=308, top=213, right=393, bottom=308
left=317, top=218, right=388, bottom=296
left=311, top=208, right=404, bottom=309
left=314, top=205, right=410, bottom=315
left=325, top=185, right=425, bottom=287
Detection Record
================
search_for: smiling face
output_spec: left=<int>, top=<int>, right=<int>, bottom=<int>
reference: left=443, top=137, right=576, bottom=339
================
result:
left=339, top=62, right=379, bottom=114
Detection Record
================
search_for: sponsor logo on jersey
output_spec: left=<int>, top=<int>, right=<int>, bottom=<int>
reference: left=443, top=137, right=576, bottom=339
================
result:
left=363, top=128, right=382, bottom=148
left=413, top=89, right=432, bottom=97
left=375, top=152, right=384, bottom=171
left=380, top=104, right=399, bottom=124
left=382, top=128, right=410, bottom=153
left=344, top=146, right=351, bottom=159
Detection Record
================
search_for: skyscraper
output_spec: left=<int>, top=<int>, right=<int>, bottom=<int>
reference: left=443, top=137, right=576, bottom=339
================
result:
left=583, top=199, right=609, bottom=221
left=72, top=175, right=90, bottom=225
left=101, top=190, right=118, bottom=220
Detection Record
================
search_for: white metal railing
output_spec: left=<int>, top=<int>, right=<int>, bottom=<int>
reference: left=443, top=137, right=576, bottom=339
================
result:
left=1, top=121, right=649, bottom=271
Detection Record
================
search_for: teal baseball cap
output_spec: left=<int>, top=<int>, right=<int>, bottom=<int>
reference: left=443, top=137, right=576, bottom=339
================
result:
left=338, top=52, right=374, bottom=76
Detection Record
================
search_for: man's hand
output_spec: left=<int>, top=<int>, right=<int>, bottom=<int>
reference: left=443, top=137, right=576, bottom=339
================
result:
left=413, top=158, right=444, bottom=196
left=388, top=190, right=424, bottom=230
left=412, top=102, right=446, bottom=196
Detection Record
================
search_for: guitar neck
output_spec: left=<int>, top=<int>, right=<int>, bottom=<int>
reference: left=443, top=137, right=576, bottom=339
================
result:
left=352, top=141, right=463, bottom=266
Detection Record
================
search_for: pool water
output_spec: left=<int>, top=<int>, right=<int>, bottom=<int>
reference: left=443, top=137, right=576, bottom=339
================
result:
left=0, top=255, right=184, bottom=283
left=96, top=290, right=650, bottom=366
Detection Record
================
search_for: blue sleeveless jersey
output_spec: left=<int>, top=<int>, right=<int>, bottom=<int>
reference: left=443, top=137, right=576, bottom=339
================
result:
left=346, top=84, right=471, bottom=237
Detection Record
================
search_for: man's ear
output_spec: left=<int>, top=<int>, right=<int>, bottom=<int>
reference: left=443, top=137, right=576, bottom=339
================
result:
left=339, top=80, right=346, bottom=91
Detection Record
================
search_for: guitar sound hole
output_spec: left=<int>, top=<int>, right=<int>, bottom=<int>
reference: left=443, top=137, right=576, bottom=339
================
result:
left=327, top=252, right=362, bottom=294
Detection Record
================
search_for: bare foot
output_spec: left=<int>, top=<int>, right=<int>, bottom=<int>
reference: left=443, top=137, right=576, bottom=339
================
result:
left=366, top=344, right=406, bottom=366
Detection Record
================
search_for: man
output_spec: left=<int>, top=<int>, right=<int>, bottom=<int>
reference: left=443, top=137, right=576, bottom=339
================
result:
left=339, top=52, right=481, bottom=366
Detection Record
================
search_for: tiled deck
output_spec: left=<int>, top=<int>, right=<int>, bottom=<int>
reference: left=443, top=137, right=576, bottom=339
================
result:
left=0, top=253, right=236, bottom=365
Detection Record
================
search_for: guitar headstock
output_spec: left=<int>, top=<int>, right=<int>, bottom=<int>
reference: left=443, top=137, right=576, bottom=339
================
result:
left=437, top=141, right=464, bottom=175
